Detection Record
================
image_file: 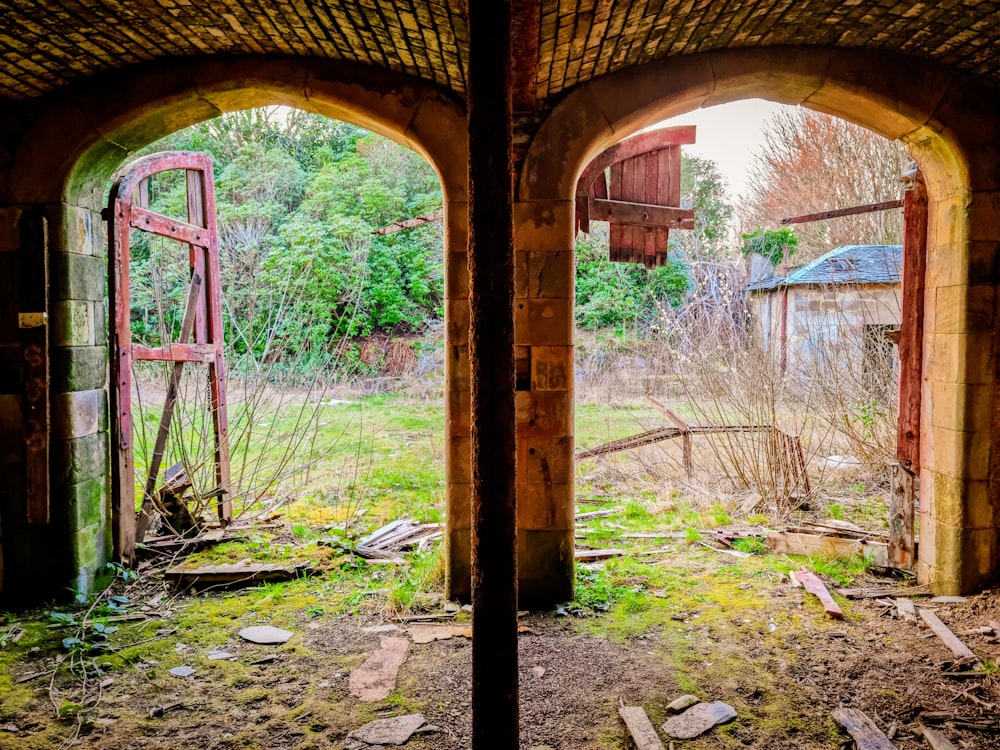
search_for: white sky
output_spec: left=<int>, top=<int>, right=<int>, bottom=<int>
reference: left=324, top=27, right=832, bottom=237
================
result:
left=657, top=99, right=797, bottom=201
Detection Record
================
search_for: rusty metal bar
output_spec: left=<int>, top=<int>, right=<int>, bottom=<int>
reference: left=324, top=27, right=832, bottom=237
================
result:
left=468, top=2, right=518, bottom=747
left=781, top=199, right=903, bottom=225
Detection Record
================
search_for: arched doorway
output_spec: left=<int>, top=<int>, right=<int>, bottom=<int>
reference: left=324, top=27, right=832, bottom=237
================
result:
left=517, top=46, right=1000, bottom=595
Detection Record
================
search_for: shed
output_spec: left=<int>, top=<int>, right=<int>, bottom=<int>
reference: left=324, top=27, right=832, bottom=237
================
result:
left=748, top=245, right=903, bottom=383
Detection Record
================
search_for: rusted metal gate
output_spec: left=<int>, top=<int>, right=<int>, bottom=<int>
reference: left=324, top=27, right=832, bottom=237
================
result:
left=576, top=126, right=696, bottom=268
left=107, top=151, right=231, bottom=565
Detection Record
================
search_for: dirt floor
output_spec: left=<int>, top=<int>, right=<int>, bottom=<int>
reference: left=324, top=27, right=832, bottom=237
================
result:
left=2, top=535, right=1000, bottom=750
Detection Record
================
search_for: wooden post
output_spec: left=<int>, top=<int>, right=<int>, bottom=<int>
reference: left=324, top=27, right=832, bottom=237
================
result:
left=468, top=2, right=518, bottom=747
left=20, top=210, right=49, bottom=524
left=890, top=169, right=927, bottom=570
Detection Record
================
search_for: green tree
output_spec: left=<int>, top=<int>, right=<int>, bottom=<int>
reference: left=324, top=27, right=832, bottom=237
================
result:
left=739, top=226, right=799, bottom=267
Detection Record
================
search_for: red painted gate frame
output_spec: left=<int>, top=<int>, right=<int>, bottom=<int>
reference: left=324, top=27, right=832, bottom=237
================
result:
left=107, top=151, right=231, bottom=564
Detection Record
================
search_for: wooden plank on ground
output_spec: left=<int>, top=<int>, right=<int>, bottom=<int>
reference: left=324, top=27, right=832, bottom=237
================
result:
left=618, top=700, right=665, bottom=750
left=576, top=549, right=625, bottom=561
left=838, top=584, right=929, bottom=599
left=796, top=569, right=844, bottom=619
left=164, top=560, right=311, bottom=587
left=918, top=608, right=979, bottom=662
left=921, top=727, right=958, bottom=750
left=896, top=598, right=917, bottom=623
left=766, top=531, right=889, bottom=567
left=575, top=507, right=623, bottom=521
left=831, top=708, right=898, bottom=750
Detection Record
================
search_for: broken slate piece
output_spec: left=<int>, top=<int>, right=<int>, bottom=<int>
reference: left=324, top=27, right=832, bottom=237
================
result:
left=662, top=701, right=737, bottom=739
left=930, top=596, right=967, bottom=604
left=666, top=694, right=700, bottom=713
left=206, top=650, right=233, bottom=660
left=238, top=626, right=293, bottom=645
left=169, top=666, right=195, bottom=678
left=349, top=637, right=410, bottom=701
left=347, top=713, right=426, bottom=745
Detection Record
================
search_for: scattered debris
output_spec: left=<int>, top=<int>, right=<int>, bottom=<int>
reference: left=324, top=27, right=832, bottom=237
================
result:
left=796, top=569, right=844, bottom=620
left=345, top=713, right=428, bottom=748
left=662, top=701, right=737, bottom=739
left=249, top=654, right=280, bottom=665
left=618, top=698, right=666, bottom=750
left=918, top=609, right=979, bottom=664
left=832, top=707, right=897, bottom=749
left=408, top=624, right=472, bottom=644
left=165, top=560, right=312, bottom=588
left=929, top=596, right=967, bottom=604
left=147, top=702, right=185, bottom=719
left=838, top=584, right=929, bottom=599
left=574, top=507, right=624, bottom=521
left=920, top=726, right=958, bottom=750
left=666, top=694, right=699, bottom=713
left=1, top=723, right=19, bottom=733
left=206, top=649, right=234, bottom=660
left=530, top=666, right=545, bottom=678
left=896, top=598, right=918, bottom=624
left=168, top=666, right=195, bottom=678
left=349, top=636, right=410, bottom=701
left=697, top=541, right=753, bottom=559
left=354, top=519, right=442, bottom=554
left=238, top=626, right=294, bottom=645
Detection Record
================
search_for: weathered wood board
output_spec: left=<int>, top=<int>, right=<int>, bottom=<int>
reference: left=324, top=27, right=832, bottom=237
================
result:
left=766, top=531, right=889, bottom=567
left=832, top=707, right=898, bottom=749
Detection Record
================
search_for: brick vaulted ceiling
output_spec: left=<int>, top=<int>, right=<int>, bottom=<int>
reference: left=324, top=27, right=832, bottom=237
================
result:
left=1, top=1, right=999, bottom=105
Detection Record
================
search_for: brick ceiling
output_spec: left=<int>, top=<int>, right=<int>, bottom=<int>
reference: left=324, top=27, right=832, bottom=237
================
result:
left=2, top=1, right=999, bottom=104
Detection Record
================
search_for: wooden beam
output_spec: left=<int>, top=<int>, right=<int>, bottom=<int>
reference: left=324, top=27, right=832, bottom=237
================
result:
left=591, top=199, right=694, bottom=229
left=618, top=701, right=666, bottom=750
left=781, top=199, right=903, bottom=225
left=919, top=608, right=979, bottom=662
left=896, top=171, right=926, bottom=471
left=467, top=2, right=518, bottom=748
left=128, top=205, right=211, bottom=247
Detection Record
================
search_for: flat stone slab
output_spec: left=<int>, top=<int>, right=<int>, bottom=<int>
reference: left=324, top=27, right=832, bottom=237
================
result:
left=238, top=626, right=293, bottom=645
left=347, top=713, right=426, bottom=745
left=169, top=666, right=195, bottom=678
left=662, top=701, right=737, bottom=739
left=349, top=637, right=410, bottom=701
left=666, top=694, right=699, bottom=713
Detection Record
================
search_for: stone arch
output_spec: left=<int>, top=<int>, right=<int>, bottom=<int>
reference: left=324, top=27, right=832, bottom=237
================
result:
left=516, top=46, right=1000, bottom=594
left=3, top=57, right=470, bottom=601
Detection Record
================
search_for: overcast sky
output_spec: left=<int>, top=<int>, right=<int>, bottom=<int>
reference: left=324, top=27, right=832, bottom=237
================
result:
left=657, top=98, right=797, bottom=201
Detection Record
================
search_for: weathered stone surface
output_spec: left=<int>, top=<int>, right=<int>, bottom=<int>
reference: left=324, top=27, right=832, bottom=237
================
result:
left=348, top=637, right=410, bottom=702
left=347, top=713, right=425, bottom=746
left=662, top=702, right=737, bottom=739
left=238, top=626, right=293, bottom=645
left=666, top=694, right=700, bottom=713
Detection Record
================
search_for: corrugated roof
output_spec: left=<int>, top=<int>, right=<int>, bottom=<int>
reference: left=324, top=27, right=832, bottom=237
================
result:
left=748, top=245, right=902, bottom=292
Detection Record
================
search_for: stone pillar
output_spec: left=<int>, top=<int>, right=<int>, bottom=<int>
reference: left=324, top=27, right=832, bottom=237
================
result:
left=51, top=201, right=112, bottom=596
left=917, top=190, right=1000, bottom=594
left=512, top=199, right=575, bottom=604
